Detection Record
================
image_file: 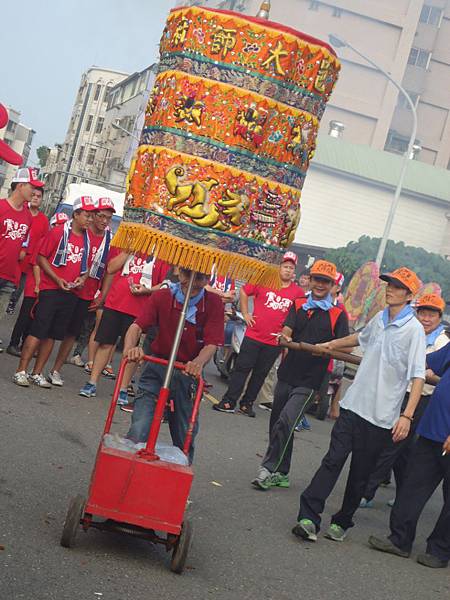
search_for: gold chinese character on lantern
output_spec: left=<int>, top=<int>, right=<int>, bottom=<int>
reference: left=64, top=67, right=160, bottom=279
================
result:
left=261, top=41, right=289, bottom=76
left=211, top=27, right=237, bottom=58
left=314, top=58, right=330, bottom=93
left=173, top=17, right=190, bottom=46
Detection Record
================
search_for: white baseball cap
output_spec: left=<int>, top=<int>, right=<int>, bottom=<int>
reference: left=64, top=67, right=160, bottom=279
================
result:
left=73, top=196, right=96, bottom=212
left=12, top=167, right=44, bottom=188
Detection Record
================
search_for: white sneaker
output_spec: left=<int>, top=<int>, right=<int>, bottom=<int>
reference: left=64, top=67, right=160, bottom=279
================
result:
left=48, top=371, right=64, bottom=386
left=13, top=370, right=29, bottom=387
left=69, top=354, right=84, bottom=367
left=29, top=373, right=52, bottom=388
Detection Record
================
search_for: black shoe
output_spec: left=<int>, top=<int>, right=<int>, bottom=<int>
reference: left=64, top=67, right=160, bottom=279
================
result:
left=6, top=344, right=21, bottom=357
left=213, top=400, right=235, bottom=413
left=258, top=402, right=273, bottom=412
left=6, top=302, right=15, bottom=315
left=368, top=536, right=410, bottom=558
left=417, top=553, right=448, bottom=569
left=238, top=403, right=256, bottom=418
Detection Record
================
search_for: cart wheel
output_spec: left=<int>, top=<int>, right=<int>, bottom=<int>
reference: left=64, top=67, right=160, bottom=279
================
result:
left=170, top=520, right=192, bottom=574
left=60, top=495, right=85, bottom=548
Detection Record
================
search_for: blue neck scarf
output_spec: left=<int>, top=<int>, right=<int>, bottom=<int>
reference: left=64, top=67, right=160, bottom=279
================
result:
left=302, top=293, right=333, bottom=312
left=426, top=324, right=445, bottom=347
left=169, top=282, right=205, bottom=324
left=52, top=220, right=90, bottom=275
left=89, top=228, right=112, bottom=280
left=382, top=304, right=414, bottom=328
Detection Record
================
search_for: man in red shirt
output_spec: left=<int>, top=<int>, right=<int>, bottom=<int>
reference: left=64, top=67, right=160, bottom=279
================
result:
left=6, top=186, right=49, bottom=316
left=79, top=251, right=171, bottom=398
left=0, top=168, right=43, bottom=328
left=124, top=269, right=224, bottom=463
left=7, top=213, right=68, bottom=356
left=213, top=251, right=305, bottom=417
left=13, top=196, right=96, bottom=387
left=46, top=198, right=116, bottom=386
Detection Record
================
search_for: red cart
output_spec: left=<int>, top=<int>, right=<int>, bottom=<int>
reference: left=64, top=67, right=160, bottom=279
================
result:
left=60, top=355, right=204, bottom=574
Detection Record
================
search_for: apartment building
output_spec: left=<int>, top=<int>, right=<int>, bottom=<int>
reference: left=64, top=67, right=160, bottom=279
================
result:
left=42, top=67, right=129, bottom=210
left=186, top=0, right=450, bottom=168
left=0, top=107, right=35, bottom=197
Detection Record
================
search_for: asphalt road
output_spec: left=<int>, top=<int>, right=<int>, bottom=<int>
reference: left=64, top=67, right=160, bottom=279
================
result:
left=0, top=315, right=448, bottom=600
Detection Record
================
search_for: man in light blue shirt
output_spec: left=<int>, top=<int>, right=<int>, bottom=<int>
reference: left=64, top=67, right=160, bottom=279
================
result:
left=292, top=267, right=426, bottom=543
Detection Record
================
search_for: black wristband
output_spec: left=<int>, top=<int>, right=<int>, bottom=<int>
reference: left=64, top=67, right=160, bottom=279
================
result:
left=400, top=413, right=414, bottom=422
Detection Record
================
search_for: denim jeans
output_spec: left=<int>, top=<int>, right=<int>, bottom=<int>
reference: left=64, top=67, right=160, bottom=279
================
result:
left=127, top=362, right=199, bottom=464
left=0, top=278, right=16, bottom=320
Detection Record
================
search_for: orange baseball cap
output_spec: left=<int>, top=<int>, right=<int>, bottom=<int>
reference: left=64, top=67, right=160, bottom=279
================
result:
left=310, top=260, right=337, bottom=282
left=416, top=293, right=446, bottom=314
left=380, top=267, right=421, bottom=296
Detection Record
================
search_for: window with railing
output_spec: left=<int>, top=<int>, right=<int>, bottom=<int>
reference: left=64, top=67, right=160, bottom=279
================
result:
left=419, top=5, right=443, bottom=26
left=397, top=92, right=419, bottom=110
left=86, top=147, right=96, bottom=165
left=407, top=47, right=431, bottom=69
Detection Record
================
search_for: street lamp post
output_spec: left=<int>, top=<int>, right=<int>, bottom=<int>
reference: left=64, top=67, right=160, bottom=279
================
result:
left=329, top=35, right=418, bottom=268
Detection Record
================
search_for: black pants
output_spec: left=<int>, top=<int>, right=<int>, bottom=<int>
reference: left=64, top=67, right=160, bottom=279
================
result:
left=222, top=337, right=280, bottom=407
left=389, top=436, right=450, bottom=561
left=363, top=394, right=430, bottom=501
left=9, top=272, right=26, bottom=307
left=9, top=296, right=36, bottom=347
left=298, top=409, right=392, bottom=531
left=262, top=381, right=314, bottom=475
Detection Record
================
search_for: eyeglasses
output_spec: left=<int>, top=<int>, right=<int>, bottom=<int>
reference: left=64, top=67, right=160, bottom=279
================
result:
left=94, top=213, right=113, bottom=221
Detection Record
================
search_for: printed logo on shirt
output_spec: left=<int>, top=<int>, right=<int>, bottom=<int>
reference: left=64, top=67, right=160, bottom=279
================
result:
left=129, top=257, right=145, bottom=274
left=264, top=291, right=293, bottom=312
left=2, top=218, right=29, bottom=241
left=67, top=243, right=83, bottom=264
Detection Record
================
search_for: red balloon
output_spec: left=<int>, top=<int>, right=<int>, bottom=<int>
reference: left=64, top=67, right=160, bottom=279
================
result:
left=0, top=103, right=23, bottom=166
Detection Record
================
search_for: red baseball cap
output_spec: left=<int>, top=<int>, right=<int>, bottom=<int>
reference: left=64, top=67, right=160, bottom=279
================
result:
left=96, top=197, right=116, bottom=212
left=73, top=196, right=96, bottom=212
left=12, top=167, right=44, bottom=188
left=50, top=213, right=69, bottom=226
left=282, top=251, right=298, bottom=266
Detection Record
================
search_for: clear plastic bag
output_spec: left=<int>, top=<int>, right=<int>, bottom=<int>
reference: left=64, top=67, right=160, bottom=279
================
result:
left=103, top=434, right=188, bottom=466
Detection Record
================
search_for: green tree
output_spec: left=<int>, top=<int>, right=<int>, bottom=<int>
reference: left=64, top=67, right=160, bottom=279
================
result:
left=325, top=236, right=450, bottom=299
left=36, top=146, right=50, bottom=168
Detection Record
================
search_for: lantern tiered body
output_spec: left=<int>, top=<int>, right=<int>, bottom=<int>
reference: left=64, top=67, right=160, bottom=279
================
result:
left=113, top=6, right=340, bottom=284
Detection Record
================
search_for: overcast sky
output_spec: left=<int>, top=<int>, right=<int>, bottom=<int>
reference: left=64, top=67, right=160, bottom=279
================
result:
left=1, top=0, right=176, bottom=164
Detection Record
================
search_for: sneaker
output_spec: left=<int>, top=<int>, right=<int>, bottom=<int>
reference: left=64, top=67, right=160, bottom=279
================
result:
left=258, top=402, right=273, bottom=412
left=251, top=467, right=272, bottom=491
left=13, top=370, right=29, bottom=387
left=212, top=400, right=235, bottom=413
left=270, top=472, right=290, bottom=488
left=368, top=535, right=410, bottom=558
left=29, top=373, right=52, bottom=388
left=300, top=416, right=311, bottom=430
left=416, top=553, right=448, bottom=569
left=79, top=382, right=97, bottom=398
left=238, top=403, right=255, bottom=418
left=360, top=498, right=374, bottom=508
left=120, top=402, right=135, bottom=414
left=292, top=519, right=317, bottom=542
left=102, top=364, right=116, bottom=379
left=48, top=371, right=64, bottom=386
left=127, top=384, right=136, bottom=397
left=84, top=361, right=93, bottom=374
left=325, top=523, right=347, bottom=542
left=6, top=344, right=21, bottom=357
left=117, top=389, right=128, bottom=406
left=70, top=354, right=85, bottom=367
left=387, top=498, right=395, bottom=507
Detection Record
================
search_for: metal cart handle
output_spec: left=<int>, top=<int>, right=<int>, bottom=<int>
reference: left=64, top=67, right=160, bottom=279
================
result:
left=103, top=356, right=204, bottom=459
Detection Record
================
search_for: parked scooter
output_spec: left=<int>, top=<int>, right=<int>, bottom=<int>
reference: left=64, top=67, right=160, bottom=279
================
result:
left=214, top=309, right=246, bottom=379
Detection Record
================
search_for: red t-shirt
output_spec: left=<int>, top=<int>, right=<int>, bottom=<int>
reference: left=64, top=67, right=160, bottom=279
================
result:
left=243, top=282, right=305, bottom=346
left=76, top=230, right=111, bottom=301
left=38, top=225, right=88, bottom=292
left=105, top=252, right=171, bottom=318
left=0, top=198, right=33, bottom=285
left=135, top=288, right=224, bottom=362
left=20, top=211, right=49, bottom=274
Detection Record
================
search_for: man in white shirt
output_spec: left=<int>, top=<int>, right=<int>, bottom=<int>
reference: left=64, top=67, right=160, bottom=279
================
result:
left=292, top=267, right=426, bottom=543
